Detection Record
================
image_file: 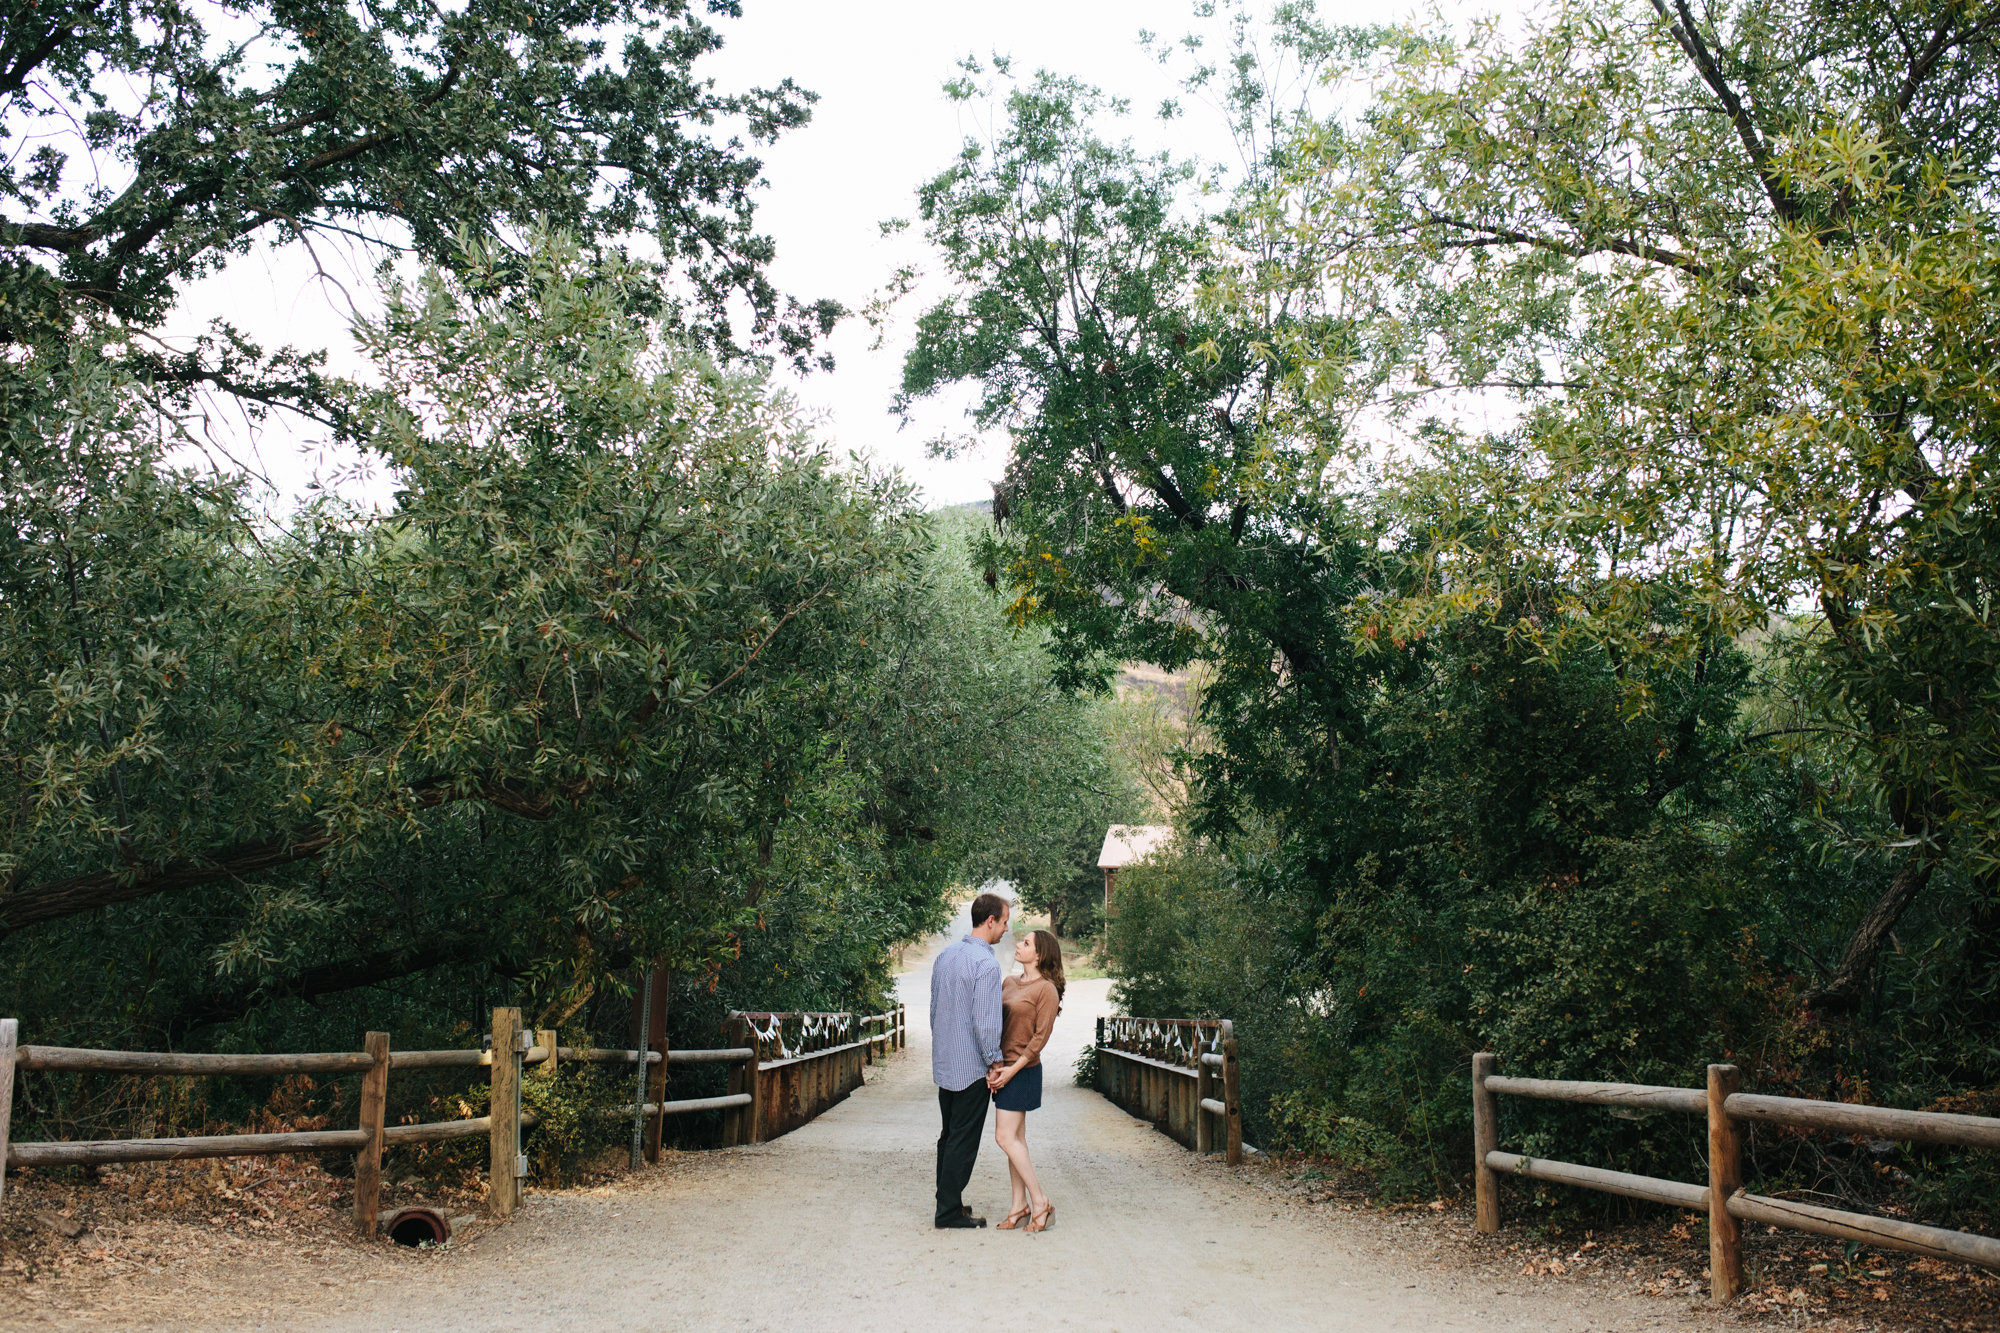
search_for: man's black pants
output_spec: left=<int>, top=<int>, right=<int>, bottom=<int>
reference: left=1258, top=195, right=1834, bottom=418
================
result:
left=935, top=1080, right=991, bottom=1223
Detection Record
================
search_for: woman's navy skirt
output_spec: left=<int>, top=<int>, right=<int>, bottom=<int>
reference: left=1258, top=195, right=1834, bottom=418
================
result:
left=994, top=1062, right=1043, bottom=1112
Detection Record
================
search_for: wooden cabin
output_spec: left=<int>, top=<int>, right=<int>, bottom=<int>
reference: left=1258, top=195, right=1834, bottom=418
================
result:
left=1096, top=824, right=1173, bottom=919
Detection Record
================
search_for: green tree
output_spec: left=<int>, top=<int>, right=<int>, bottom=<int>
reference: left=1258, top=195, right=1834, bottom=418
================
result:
left=895, top=51, right=1389, bottom=889
left=1, top=0, right=838, bottom=427
left=1232, top=0, right=2000, bottom=1011
left=0, top=241, right=1150, bottom=1083
left=0, top=235, right=916, bottom=1019
left=905, top=7, right=2000, bottom=1215
left=860, top=508, right=1147, bottom=937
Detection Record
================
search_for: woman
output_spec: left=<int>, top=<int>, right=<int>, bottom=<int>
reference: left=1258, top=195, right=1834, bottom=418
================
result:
left=989, top=928, right=1063, bottom=1232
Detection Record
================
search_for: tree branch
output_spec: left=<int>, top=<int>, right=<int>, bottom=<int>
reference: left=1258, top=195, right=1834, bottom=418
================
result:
left=0, top=0, right=102, bottom=100
left=0, top=775, right=567, bottom=933
left=1895, top=8, right=2000, bottom=113
left=1802, top=851, right=1935, bottom=1014
left=161, top=931, right=498, bottom=1039
left=1647, top=0, right=1803, bottom=224
left=1430, top=210, right=1758, bottom=295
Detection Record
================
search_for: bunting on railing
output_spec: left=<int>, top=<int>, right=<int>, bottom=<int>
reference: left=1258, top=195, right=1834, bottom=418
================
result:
left=1101, top=1016, right=1226, bottom=1069
left=734, top=1010, right=858, bottom=1061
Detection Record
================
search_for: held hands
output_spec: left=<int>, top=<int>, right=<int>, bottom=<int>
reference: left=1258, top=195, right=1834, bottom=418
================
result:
left=986, top=1061, right=1011, bottom=1092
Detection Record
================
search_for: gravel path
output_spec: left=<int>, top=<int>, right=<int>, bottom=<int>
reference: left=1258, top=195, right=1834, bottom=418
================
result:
left=13, top=914, right=1738, bottom=1332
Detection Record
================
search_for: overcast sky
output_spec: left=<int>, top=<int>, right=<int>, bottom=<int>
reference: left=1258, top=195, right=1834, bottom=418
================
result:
left=164, top=0, right=1432, bottom=512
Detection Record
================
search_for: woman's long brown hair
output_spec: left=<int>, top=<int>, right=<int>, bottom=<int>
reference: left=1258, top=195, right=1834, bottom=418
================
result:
left=1031, top=929, right=1065, bottom=1006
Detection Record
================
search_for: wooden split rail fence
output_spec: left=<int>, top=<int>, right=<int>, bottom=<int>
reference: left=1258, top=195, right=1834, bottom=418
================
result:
left=1093, top=1016, right=1241, bottom=1165
left=1472, top=1054, right=2000, bottom=1302
left=0, top=1002, right=905, bottom=1235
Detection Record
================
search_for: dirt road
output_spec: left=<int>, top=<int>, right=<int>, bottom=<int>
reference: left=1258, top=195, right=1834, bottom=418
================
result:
left=7, top=914, right=1738, bottom=1332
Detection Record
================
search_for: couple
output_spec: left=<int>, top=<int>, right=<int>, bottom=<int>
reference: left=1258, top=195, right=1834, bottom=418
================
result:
left=929, top=891, right=1064, bottom=1231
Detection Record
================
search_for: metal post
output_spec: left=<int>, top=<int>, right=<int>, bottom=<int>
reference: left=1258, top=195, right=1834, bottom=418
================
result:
left=629, top=965, right=653, bottom=1170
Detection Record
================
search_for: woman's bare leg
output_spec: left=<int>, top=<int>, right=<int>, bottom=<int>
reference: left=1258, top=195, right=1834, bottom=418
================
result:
left=993, top=1109, right=1047, bottom=1211
left=995, top=1110, right=1029, bottom=1214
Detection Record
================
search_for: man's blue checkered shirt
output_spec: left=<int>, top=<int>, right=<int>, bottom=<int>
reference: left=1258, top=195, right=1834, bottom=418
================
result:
left=930, top=933, right=1004, bottom=1092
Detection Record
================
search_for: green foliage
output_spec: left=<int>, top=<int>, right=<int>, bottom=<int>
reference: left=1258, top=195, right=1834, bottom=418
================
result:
left=917, top=1, right=2000, bottom=1222
left=0, top=236, right=1131, bottom=1147
left=521, top=1059, right=626, bottom=1189
left=2, top=0, right=837, bottom=419
left=1102, top=824, right=1301, bottom=1152
left=1100, top=622, right=1764, bottom=1196
left=1236, top=0, right=2000, bottom=981
left=2, top=235, right=912, bottom=1006
left=1071, top=1042, right=1099, bottom=1089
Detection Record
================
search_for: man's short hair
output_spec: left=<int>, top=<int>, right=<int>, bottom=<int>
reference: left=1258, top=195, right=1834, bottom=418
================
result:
left=969, top=892, right=1010, bottom=929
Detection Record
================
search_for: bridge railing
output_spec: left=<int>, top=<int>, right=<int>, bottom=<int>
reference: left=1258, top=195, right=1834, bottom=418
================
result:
left=1093, top=1015, right=1241, bottom=1165
left=724, top=1006, right=905, bottom=1142
left=0, top=1002, right=907, bottom=1234
left=1473, top=1055, right=2000, bottom=1303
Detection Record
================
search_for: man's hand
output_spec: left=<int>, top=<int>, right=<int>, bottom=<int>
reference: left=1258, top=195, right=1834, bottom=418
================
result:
left=987, top=1061, right=1006, bottom=1091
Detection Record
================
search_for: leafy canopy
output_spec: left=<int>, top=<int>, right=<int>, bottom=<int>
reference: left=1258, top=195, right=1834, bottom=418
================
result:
left=1, top=0, right=839, bottom=429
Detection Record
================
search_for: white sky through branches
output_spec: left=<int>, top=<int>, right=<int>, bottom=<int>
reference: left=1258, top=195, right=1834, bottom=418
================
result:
left=163, top=0, right=1444, bottom=511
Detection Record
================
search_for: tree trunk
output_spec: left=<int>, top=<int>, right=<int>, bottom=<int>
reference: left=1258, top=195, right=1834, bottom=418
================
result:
left=159, top=933, right=498, bottom=1039
left=1803, top=853, right=1934, bottom=1014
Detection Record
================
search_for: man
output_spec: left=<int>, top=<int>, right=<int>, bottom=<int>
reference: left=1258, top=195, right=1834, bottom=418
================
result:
left=930, top=890, right=1009, bottom=1228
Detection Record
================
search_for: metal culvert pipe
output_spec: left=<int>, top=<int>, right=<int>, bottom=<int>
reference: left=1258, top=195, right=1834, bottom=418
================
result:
left=381, top=1207, right=450, bottom=1247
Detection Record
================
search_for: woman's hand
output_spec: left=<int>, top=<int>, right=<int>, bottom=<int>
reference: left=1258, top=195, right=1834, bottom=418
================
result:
left=989, top=1060, right=1022, bottom=1091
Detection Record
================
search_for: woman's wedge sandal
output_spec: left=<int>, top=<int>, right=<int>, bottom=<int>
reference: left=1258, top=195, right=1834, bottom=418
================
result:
left=1026, top=1200, right=1055, bottom=1233
left=995, top=1204, right=1032, bottom=1230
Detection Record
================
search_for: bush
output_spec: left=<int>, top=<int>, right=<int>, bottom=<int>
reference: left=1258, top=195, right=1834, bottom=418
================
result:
left=1072, top=1043, right=1099, bottom=1089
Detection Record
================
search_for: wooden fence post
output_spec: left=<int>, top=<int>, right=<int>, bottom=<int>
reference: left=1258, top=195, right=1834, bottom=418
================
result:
left=536, top=1029, right=559, bottom=1080
left=746, top=1020, right=764, bottom=1144
left=1222, top=1024, right=1242, bottom=1167
left=1197, top=1040, right=1215, bottom=1155
left=353, top=1032, right=389, bottom=1235
left=646, top=1033, right=668, bottom=1165
left=722, top=1015, right=763, bottom=1147
left=722, top=1017, right=746, bottom=1148
left=1473, top=1052, right=1500, bottom=1234
left=488, top=1007, right=523, bottom=1218
left=1709, top=1063, right=1744, bottom=1303
left=0, top=1018, right=17, bottom=1206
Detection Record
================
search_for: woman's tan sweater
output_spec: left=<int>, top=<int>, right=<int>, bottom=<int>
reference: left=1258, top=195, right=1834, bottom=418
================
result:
left=1000, top=974, right=1060, bottom=1068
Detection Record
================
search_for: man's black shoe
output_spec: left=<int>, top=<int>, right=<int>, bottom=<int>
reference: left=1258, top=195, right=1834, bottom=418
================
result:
left=961, top=1204, right=973, bottom=1216
left=935, top=1214, right=987, bottom=1229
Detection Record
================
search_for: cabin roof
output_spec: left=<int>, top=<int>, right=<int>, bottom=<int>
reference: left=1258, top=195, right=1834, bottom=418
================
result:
left=1097, top=824, right=1174, bottom=869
